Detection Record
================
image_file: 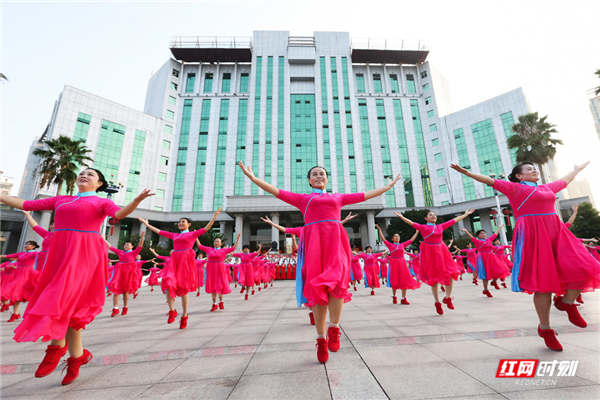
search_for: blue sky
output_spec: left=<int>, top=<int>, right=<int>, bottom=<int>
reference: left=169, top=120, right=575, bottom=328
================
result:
left=2, top=1, right=600, bottom=202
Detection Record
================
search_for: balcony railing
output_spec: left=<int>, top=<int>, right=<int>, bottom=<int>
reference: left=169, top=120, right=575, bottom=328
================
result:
left=288, top=36, right=316, bottom=47
left=170, top=36, right=252, bottom=51
left=351, top=38, right=428, bottom=52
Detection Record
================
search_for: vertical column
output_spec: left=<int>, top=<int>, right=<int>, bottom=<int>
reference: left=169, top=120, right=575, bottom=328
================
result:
left=271, top=213, right=280, bottom=249
left=40, top=211, right=52, bottom=230
left=384, top=218, right=391, bottom=229
left=478, top=210, right=493, bottom=235
left=366, top=211, right=376, bottom=248
left=235, top=214, right=244, bottom=251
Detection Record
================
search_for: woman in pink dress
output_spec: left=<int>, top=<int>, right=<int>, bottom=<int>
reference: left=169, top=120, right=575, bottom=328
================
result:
left=139, top=210, right=220, bottom=329
left=460, top=225, right=508, bottom=297
left=492, top=239, right=512, bottom=288
left=357, top=248, right=384, bottom=295
left=23, top=211, right=54, bottom=273
left=195, top=253, right=206, bottom=296
left=239, top=161, right=400, bottom=363
left=451, top=161, right=600, bottom=351
left=455, top=242, right=478, bottom=285
left=0, top=241, right=40, bottom=322
left=378, top=256, right=388, bottom=286
left=233, top=244, right=261, bottom=300
left=407, top=250, right=421, bottom=280
left=1, top=260, right=18, bottom=312
left=145, top=264, right=161, bottom=291
left=1, top=168, right=153, bottom=385
left=197, top=235, right=241, bottom=311
left=105, top=233, right=145, bottom=317
left=376, top=225, right=420, bottom=304
left=350, top=254, right=363, bottom=292
left=394, top=209, right=474, bottom=315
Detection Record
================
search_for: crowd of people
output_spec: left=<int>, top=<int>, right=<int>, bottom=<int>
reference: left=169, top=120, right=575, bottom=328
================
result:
left=1, top=160, right=600, bottom=386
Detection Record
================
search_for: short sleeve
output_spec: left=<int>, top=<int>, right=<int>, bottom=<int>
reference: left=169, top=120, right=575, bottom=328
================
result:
left=277, top=190, right=304, bottom=210
left=285, top=227, right=303, bottom=237
left=340, top=192, right=366, bottom=206
left=133, top=246, right=142, bottom=256
left=224, top=247, right=236, bottom=255
left=159, top=230, right=177, bottom=240
left=232, top=253, right=244, bottom=258
left=197, top=244, right=213, bottom=254
left=402, top=240, right=413, bottom=248
left=33, top=225, right=50, bottom=238
left=440, top=219, right=456, bottom=230
left=193, top=228, right=207, bottom=239
left=101, top=198, right=121, bottom=218
left=23, top=196, right=62, bottom=212
left=156, top=255, right=169, bottom=261
left=489, top=233, right=498, bottom=242
left=543, top=180, right=567, bottom=194
left=492, top=179, right=523, bottom=199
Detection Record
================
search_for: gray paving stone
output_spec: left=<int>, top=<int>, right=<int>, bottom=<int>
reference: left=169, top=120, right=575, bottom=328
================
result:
left=228, top=370, right=330, bottom=400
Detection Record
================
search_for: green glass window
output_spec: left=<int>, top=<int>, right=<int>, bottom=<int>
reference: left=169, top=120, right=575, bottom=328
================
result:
left=430, top=124, right=437, bottom=133
left=162, top=140, right=170, bottom=149
left=154, top=206, right=163, bottom=211
left=453, top=128, right=476, bottom=201
left=320, top=57, right=331, bottom=176
left=172, top=69, right=179, bottom=77
left=425, top=96, right=431, bottom=105
left=234, top=99, right=249, bottom=196
left=172, top=99, right=193, bottom=211
left=373, top=74, right=383, bottom=93
left=94, top=120, right=125, bottom=196
left=291, top=95, right=317, bottom=193
left=124, top=130, right=146, bottom=203
left=427, top=110, right=434, bottom=119
left=472, top=119, right=504, bottom=197
left=156, top=189, right=165, bottom=199
left=331, top=57, right=344, bottom=192
left=169, top=96, right=176, bottom=105
left=166, top=110, right=174, bottom=120
left=170, top=82, right=178, bottom=91
left=203, top=73, right=213, bottom=93
left=439, top=184, right=448, bottom=194
left=165, top=125, right=172, bottom=134
left=437, top=168, right=445, bottom=177
left=407, top=75, right=416, bottom=94
left=193, top=99, right=211, bottom=210
left=356, top=74, right=365, bottom=93
left=222, top=73, right=231, bottom=93
left=73, top=112, right=91, bottom=142
left=277, top=57, right=285, bottom=188
left=393, top=99, right=414, bottom=207
left=432, top=138, right=439, bottom=146
left=240, top=73, right=249, bottom=93
left=158, top=172, right=167, bottom=182
left=185, top=73, right=195, bottom=93
left=442, top=201, right=450, bottom=206
left=213, top=99, right=229, bottom=210
left=376, top=99, right=395, bottom=206
left=500, top=112, right=517, bottom=166
left=423, top=83, right=430, bottom=91
left=342, top=58, right=356, bottom=192
left=161, top=156, right=168, bottom=165
left=390, top=74, right=400, bottom=93
left=358, top=99, right=375, bottom=191
left=434, top=153, right=442, bottom=162
left=264, top=57, right=274, bottom=184
left=251, top=57, right=262, bottom=195
left=410, top=99, right=433, bottom=207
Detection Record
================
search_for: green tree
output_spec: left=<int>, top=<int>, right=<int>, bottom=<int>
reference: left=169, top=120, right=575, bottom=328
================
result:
left=33, top=135, right=94, bottom=195
left=385, top=209, right=452, bottom=250
left=594, top=69, right=600, bottom=96
left=507, top=112, right=563, bottom=184
left=570, top=202, right=600, bottom=239
left=0, top=73, right=7, bottom=82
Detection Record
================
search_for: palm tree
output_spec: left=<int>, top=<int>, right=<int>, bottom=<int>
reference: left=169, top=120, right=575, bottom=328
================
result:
left=595, top=69, right=600, bottom=96
left=0, top=73, right=7, bottom=82
left=33, top=135, right=95, bottom=195
left=507, top=112, right=563, bottom=184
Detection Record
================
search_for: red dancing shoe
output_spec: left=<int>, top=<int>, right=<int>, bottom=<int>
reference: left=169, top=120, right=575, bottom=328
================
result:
left=258, top=287, right=261, bottom=292
left=106, top=292, right=112, bottom=297
left=264, top=284, right=268, bottom=289
left=235, top=284, right=238, bottom=288
left=501, top=283, right=507, bottom=288
left=459, top=275, right=463, bottom=280
left=210, top=304, right=218, bottom=312
left=554, top=296, right=587, bottom=328
left=0, top=304, right=8, bottom=312
left=353, top=286, right=357, bottom=291
left=442, top=297, right=455, bottom=310
left=472, top=279, right=478, bottom=286
left=167, top=310, right=177, bottom=323
left=370, top=290, right=375, bottom=296
left=271, top=283, right=273, bottom=287
left=327, top=327, right=341, bottom=352
left=111, top=308, right=119, bottom=317
left=196, top=292, right=200, bottom=297
left=61, top=349, right=92, bottom=385
left=121, top=307, right=128, bottom=316
left=240, top=288, right=245, bottom=294
left=434, top=302, right=443, bottom=315
left=491, top=281, right=500, bottom=290
left=576, top=295, right=584, bottom=304
left=35, top=341, right=68, bottom=378
left=309, top=312, right=315, bottom=325
left=151, top=288, right=154, bottom=292
left=392, top=296, right=398, bottom=304
left=401, top=298, right=410, bottom=305
left=219, top=302, right=224, bottom=310
left=180, top=316, right=188, bottom=329
left=251, top=290, right=255, bottom=295
left=133, top=292, right=138, bottom=299
left=538, top=325, right=563, bottom=351
left=441, top=286, right=445, bottom=292
left=483, top=290, right=493, bottom=298
left=245, top=294, right=249, bottom=300
left=316, top=338, right=329, bottom=363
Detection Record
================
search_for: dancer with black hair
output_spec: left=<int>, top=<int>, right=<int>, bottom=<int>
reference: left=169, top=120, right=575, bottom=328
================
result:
left=233, top=244, right=261, bottom=300
left=394, top=209, right=474, bottom=314
left=195, top=252, right=206, bottom=297
left=451, top=161, right=600, bottom=351
left=239, top=161, right=400, bottom=363
left=139, top=211, right=220, bottom=328
left=23, top=211, right=54, bottom=273
left=1, top=168, right=153, bottom=385
left=455, top=242, right=478, bottom=285
left=358, top=246, right=384, bottom=295
left=0, top=240, right=40, bottom=322
left=1, top=260, right=18, bottom=312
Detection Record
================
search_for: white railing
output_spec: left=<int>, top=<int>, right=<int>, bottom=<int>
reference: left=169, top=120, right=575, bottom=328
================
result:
left=288, top=36, right=316, bottom=47
left=351, top=38, right=428, bottom=51
left=170, top=36, right=252, bottom=50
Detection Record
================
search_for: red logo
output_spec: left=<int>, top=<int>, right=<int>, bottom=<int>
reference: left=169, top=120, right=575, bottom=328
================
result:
left=496, top=359, right=539, bottom=378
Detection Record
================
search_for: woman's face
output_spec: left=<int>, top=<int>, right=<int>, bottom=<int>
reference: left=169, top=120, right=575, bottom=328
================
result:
left=493, top=239, right=500, bottom=245
left=516, top=164, right=539, bottom=183
left=77, top=169, right=103, bottom=192
left=392, top=233, right=400, bottom=243
left=178, top=219, right=191, bottom=231
left=214, top=238, right=222, bottom=248
left=24, top=242, right=35, bottom=251
left=308, top=168, right=328, bottom=190
left=124, top=242, right=133, bottom=251
left=366, top=247, right=372, bottom=253
left=49, top=223, right=55, bottom=232
left=467, top=242, right=472, bottom=248
left=425, top=212, right=437, bottom=223
left=477, top=231, right=487, bottom=239
left=243, top=248, right=249, bottom=254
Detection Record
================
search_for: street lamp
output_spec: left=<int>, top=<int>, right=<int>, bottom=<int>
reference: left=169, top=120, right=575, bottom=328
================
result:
left=101, top=179, right=123, bottom=237
left=489, top=171, right=508, bottom=246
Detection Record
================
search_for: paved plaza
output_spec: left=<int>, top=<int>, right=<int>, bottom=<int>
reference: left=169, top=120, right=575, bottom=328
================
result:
left=1, top=279, right=599, bottom=399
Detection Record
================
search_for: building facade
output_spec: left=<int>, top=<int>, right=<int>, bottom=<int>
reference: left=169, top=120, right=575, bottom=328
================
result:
left=14, top=31, right=587, bottom=254
left=588, top=88, right=600, bottom=141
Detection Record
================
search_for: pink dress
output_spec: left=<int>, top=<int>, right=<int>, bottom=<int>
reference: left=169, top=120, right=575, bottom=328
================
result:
left=460, top=248, right=477, bottom=272
left=286, top=226, right=308, bottom=306
left=350, top=255, right=363, bottom=282
left=1, top=261, right=17, bottom=295
left=492, top=179, right=600, bottom=294
left=472, top=235, right=510, bottom=280
left=198, top=245, right=235, bottom=295
left=196, top=259, right=206, bottom=288
left=15, top=193, right=121, bottom=342
left=107, top=246, right=142, bottom=295
left=493, top=245, right=513, bottom=270
left=588, top=246, right=600, bottom=263
left=253, top=255, right=265, bottom=285
left=133, top=260, right=149, bottom=292
left=33, top=226, right=53, bottom=273
left=413, top=221, right=462, bottom=286
left=378, top=257, right=388, bottom=280
left=276, top=190, right=365, bottom=307
left=358, top=253, right=382, bottom=288
left=233, top=252, right=258, bottom=287
left=383, top=240, right=421, bottom=290
left=408, top=253, right=420, bottom=277
left=145, top=267, right=161, bottom=286
left=1, top=251, right=39, bottom=303
left=158, top=229, right=206, bottom=298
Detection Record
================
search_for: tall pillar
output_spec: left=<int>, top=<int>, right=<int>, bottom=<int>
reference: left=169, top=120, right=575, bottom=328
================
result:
left=40, top=211, right=52, bottom=230
left=271, top=213, right=280, bottom=251
left=366, top=211, right=376, bottom=248
left=384, top=218, right=391, bottom=229
left=235, top=214, right=244, bottom=251
left=478, top=210, right=493, bottom=235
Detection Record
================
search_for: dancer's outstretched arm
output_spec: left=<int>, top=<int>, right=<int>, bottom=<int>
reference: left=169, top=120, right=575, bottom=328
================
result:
left=566, top=203, right=579, bottom=226
left=115, top=189, right=154, bottom=220
left=341, top=212, right=358, bottom=225
left=375, top=225, right=386, bottom=243
left=559, top=162, right=590, bottom=185
left=204, top=208, right=222, bottom=231
left=260, top=216, right=287, bottom=233
left=450, top=164, right=494, bottom=186
left=493, top=224, right=505, bottom=237
left=453, top=209, right=475, bottom=224
left=393, top=211, right=414, bottom=227
left=238, top=162, right=279, bottom=197
left=460, top=227, right=474, bottom=239
left=138, top=218, right=161, bottom=235
left=365, top=175, right=402, bottom=200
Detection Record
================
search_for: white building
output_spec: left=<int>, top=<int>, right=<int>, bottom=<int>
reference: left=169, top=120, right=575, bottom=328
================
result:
left=588, top=88, right=600, bottom=141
